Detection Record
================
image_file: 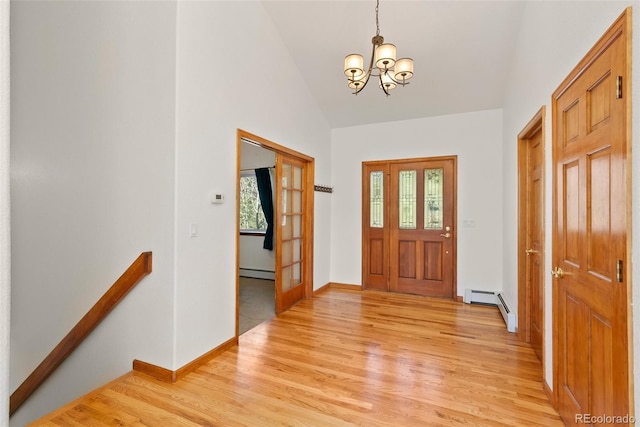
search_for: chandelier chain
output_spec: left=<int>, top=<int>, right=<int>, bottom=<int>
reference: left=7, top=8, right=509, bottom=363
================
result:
left=375, top=0, right=380, bottom=36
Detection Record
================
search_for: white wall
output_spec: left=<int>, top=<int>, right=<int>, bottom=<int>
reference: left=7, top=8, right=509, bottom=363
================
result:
left=330, top=109, right=504, bottom=296
left=10, top=1, right=333, bottom=423
left=10, top=2, right=178, bottom=425
left=173, top=1, right=331, bottom=369
left=500, top=0, right=639, bottom=400
left=1, top=1, right=10, bottom=425
left=10, top=2, right=332, bottom=422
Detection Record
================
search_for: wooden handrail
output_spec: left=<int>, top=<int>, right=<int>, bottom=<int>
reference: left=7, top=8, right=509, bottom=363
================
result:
left=10, top=251, right=152, bottom=416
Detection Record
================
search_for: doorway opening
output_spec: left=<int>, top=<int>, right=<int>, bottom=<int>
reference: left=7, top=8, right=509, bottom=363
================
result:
left=236, top=129, right=315, bottom=337
left=238, top=139, right=276, bottom=334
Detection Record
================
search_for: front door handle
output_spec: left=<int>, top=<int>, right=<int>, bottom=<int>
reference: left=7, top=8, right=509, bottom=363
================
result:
left=440, top=232, right=451, bottom=238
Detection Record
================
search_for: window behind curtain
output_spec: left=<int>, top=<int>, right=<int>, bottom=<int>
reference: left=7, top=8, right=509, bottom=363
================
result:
left=239, top=173, right=267, bottom=233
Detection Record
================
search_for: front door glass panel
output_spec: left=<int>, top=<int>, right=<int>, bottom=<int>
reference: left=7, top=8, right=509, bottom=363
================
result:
left=399, top=170, right=417, bottom=229
left=424, top=168, right=444, bottom=230
left=370, top=171, right=384, bottom=228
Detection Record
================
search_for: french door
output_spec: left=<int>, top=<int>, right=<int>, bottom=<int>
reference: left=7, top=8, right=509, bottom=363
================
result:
left=363, top=157, right=457, bottom=298
left=275, top=153, right=307, bottom=313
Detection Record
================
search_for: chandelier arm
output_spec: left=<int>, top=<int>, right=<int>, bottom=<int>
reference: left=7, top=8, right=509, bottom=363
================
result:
left=351, top=40, right=378, bottom=94
left=365, top=38, right=377, bottom=77
left=351, top=72, right=371, bottom=95
left=385, top=71, right=410, bottom=87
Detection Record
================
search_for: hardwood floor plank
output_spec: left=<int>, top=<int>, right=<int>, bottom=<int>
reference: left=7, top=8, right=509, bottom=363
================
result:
left=29, top=289, right=563, bottom=426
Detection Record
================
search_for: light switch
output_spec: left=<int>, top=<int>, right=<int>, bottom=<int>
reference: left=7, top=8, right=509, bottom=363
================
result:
left=190, top=223, right=198, bottom=237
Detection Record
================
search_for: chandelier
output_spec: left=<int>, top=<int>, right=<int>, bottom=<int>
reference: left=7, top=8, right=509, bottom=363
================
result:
left=343, top=0, right=414, bottom=96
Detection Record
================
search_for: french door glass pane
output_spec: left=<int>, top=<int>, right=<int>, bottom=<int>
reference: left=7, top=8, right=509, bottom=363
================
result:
left=282, top=266, right=292, bottom=290
left=282, top=241, right=292, bottom=263
left=282, top=215, right=292, bottom=238
left=370, top=171, right=384, bottom=228
left=424, top=168, right=444, bottom=229
left=293, top=215, right=302, bottom=238
left=282, top=263, right=302, bottom=291
left=281, top=184, right=288, bottom=227
left=293, top=190, right=302, bottom=212
left=282, top=165, right=292, bottom=189
left=399, top=170, right=417, bottom=229
left=293, top=262, right=301, bottom=285
left=281, top=239, right=302, bottom=265
left=293, top=238, right=302, bottom=262
left=293, top=166, right=302, bottom=190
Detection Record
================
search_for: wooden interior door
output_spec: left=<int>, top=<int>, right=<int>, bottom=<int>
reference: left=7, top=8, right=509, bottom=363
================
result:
left=525, top=124, right=544, bottom=361
left=275, top=154, right=307, bottom=313
left=552, top=11, right=630, bottom=424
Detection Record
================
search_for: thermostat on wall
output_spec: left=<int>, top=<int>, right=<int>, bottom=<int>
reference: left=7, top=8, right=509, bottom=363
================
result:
left=211, top=193, right=224, bottom=204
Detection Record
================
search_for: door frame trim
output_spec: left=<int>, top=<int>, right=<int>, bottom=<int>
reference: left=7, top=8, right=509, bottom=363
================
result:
left=235, top=129, right=315, bottom=336
left=516, top=106, right=546, bottom=376
left=361, top=155, right=457, bottom=299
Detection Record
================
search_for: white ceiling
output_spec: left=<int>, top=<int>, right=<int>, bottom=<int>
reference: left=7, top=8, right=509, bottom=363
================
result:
left=262, top=1, right=527, bottom=128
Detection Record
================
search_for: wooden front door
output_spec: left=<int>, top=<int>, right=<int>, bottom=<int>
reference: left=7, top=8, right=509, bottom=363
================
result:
left=363, top=157, right=456, bottom=298
left=518, top=112, right=545, bottom=361
left=275, top=153, right=307, bottom=313
left=552, top=11, right=630, bottom=424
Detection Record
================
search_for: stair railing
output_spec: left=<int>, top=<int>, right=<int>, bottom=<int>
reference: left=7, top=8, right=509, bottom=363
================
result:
left=9, top=251, right=152, bottom=416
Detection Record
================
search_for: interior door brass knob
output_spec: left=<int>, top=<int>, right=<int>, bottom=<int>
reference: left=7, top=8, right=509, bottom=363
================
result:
left=551, top=266, right=564, bottom=278
left=525, top=248, right=538, bottom=256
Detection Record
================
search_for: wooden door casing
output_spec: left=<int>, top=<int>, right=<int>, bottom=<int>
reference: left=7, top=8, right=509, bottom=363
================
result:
left=552, top=10, right=630, bottom=424
left=528, top=126, right=544, bottom=361
left=236, top=129, right=315, bottom=331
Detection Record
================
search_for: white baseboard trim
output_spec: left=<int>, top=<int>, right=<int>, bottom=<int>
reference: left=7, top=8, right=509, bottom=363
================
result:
left=239, top=268, right=275, bottom=280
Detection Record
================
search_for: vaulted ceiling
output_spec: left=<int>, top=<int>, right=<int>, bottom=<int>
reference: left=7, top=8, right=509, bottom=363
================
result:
left=262, top=1, right=527, bottom=128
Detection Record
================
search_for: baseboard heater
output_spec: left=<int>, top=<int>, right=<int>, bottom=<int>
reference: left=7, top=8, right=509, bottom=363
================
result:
left=239, top=268, right=275, bottom=280
left=463, top=289, right=516, bottom=333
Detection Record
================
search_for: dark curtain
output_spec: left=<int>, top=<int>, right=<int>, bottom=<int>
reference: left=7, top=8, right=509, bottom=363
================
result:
left=255, top=167, right=274, bottom=250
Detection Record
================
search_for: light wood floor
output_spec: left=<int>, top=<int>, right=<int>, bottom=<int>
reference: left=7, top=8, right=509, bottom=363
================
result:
left=31, top=288, right=563, bottom=426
